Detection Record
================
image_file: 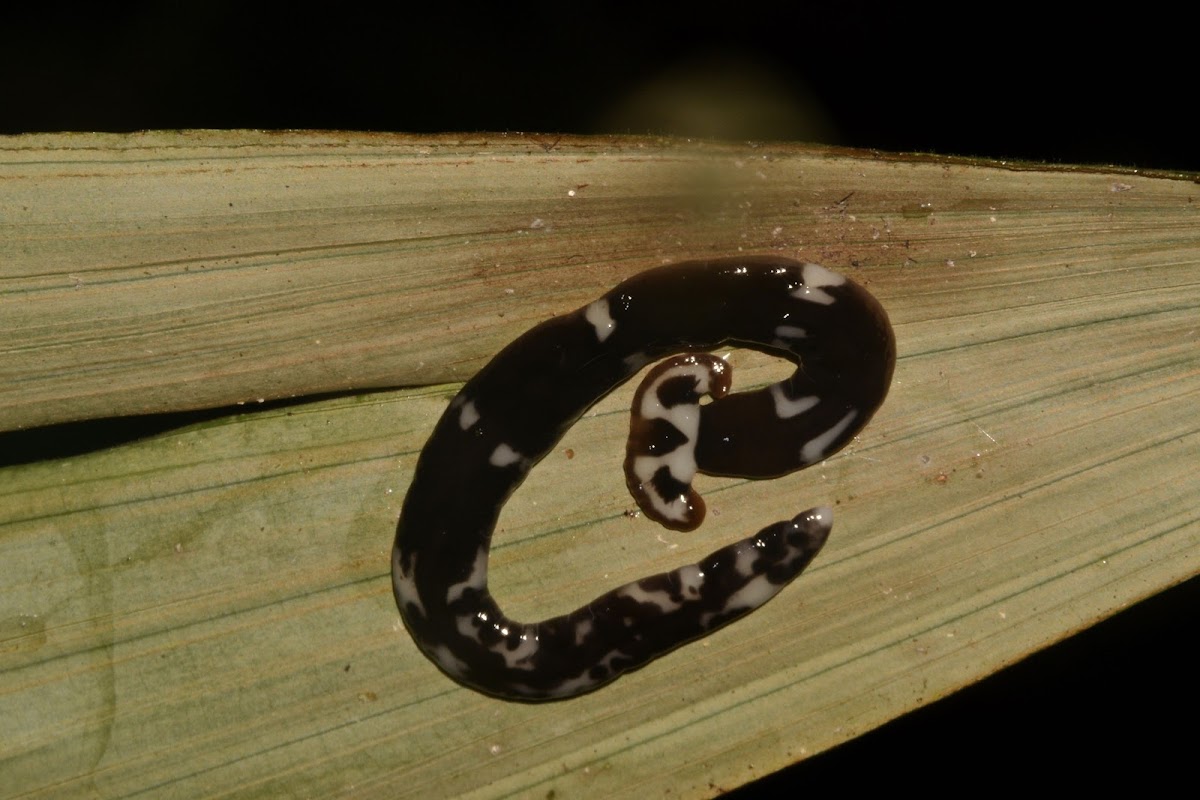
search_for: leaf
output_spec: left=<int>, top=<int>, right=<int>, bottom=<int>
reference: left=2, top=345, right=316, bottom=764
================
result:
left=1, top=132, right=1197, bottom=797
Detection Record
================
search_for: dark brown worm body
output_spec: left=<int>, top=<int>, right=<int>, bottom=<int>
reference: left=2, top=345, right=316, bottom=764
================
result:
left=392, top=257, right=895, bottom=701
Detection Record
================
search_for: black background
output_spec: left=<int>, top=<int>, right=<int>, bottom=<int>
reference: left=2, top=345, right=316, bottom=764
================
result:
left=5, top=4, right=1196, bottom=172
left=4, top=4, right=1196, bottom=794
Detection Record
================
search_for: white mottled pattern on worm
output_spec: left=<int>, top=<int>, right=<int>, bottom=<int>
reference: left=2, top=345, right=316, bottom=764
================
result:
left=393, top=256, right=895, bottom=701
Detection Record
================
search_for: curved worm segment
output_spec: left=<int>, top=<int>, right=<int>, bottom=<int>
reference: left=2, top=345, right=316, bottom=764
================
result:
left=394, top=506, right=832, bottom=701
left=624, top=353, right=730, bottom=531
left=393, top=257, right=895, bottom=701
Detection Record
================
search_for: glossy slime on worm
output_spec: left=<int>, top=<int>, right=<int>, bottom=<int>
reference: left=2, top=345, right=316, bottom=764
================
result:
left=392, top=257, right=895, bottom=701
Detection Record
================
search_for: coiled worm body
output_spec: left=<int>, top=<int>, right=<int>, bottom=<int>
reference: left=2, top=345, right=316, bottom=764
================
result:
left=393, top=257, right=895, bottom=701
